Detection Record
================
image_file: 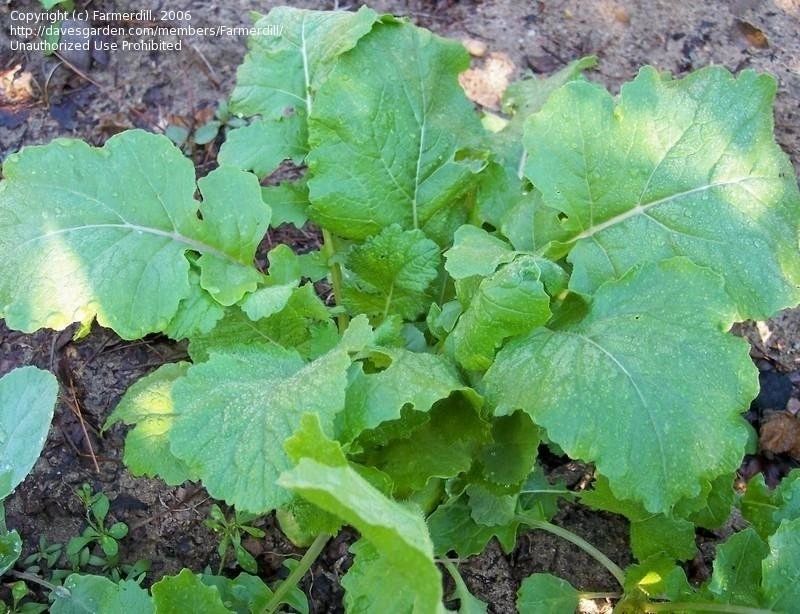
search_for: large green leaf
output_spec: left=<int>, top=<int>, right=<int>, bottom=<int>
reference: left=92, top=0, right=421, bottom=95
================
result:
left=0, top=131, right=268, bottom=338
left=307, top=20, right=486, bottom=243
left=342, top=225, right=440, bottom=320
left=762, top=518, right=800, bottom=611
left=335, top=347, right=468, bottom=443
left=485, top=258, right=756, bottom=513
left=524, top=66, right=800, bottom=320
left=0, top=366, right=58, bottom=499
left=230, top=6, right=379, bottom=119
left=170, top=323, right=366, bottom=512
left=51, top=575, right=153, bottom=614
left=278, top=460, right=442, bottom=613
left=707, top=528, right=768, bottom=607
left=151, top=569, right=230, bottom=614
left=105, top=362, right=196, bottom=486
left=517, top=573, right=579, bottom=614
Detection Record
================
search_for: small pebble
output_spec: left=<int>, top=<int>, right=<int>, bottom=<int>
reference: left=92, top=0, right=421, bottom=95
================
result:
left=462, top=38, right=487, bottom=57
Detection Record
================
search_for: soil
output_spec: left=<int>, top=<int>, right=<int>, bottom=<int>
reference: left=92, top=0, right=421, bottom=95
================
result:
left=1, top=0, right=799, bottom=612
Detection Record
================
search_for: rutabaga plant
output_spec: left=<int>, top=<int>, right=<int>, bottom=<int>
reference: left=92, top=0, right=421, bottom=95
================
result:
left=1, top=5, right=799, bottom=613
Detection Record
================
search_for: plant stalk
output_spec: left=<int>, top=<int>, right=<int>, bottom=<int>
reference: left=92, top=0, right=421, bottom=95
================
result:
left=321, top=228, right=348, bottom=330
left=579, top=591, right=621, bottom=600
left=263, top=532, right=330, bottom=614
left=8, top=570, right=61, bottom=593
left=518, top=516, right=625, bottom=587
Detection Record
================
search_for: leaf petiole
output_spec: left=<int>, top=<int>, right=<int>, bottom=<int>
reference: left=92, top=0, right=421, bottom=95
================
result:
left=644, top=603, right=776, bottom=614
left=321, top=228, right=348, bottom=330
left=263, top=532, right=330, bottom=614
left=517, top=515, right=625, bottom=587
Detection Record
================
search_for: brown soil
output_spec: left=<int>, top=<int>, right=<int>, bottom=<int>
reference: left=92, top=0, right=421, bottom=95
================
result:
left=1, top=0, right=799, bottom=612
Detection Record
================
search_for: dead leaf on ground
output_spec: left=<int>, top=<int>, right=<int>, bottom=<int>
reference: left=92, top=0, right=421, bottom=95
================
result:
left=0, top=65, right=36, bottom=105
left=459, top=51, right=515, bottom=109
left=735, top=20, right=769, bottom=49
left=760, top=411, right=800, bottom=459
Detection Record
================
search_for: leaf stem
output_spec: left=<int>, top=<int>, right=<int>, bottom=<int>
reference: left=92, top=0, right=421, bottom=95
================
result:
left=518, top=516, right=625, bottom=587
left=579, top=591, right=621, bottom=600
left=321, top=228, right=348, bottom=330
left=263, top=532, right=330, bottom=614
left=8, top=570, right=61, bottom=593
left=644, top=603, right=775, bottom=614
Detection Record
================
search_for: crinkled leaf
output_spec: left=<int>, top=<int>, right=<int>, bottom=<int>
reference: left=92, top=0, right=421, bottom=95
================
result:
left=308, top=21, right=486, bottom=243
left=451, top=255, right=551, bottom=371
left=219, top=113, right=308, bottom=178
left=0, top=131, right=268, bottom=338
left=486, top=258, right=756, bottom=513
left=262, top=181, right=309, bottom=229
left=517, top=573, right=579, bottom=614
left=105, top=362, right=195, bottom=486
left=428, top=495, right=517, bottom=557
left=0, top=366, right=58, bottom=499
left=51, top=575, right=154, bottom=614
left=359, top=396, right=490, bottom=497
left=524, top=66, right=800, bottom=320
left=230, top=6, right=380, bottom=119
left=762, top=517, right=800, bottom=611
left=152, top=569, right=230, bottom=613
left=707, top=528, right=768, bottom=607
left=278, top=461, right=442, bottom=613
left=343, top=225, right=440, bottom=320
left=170, top=338, right=357, bottom=513
left=444, top=226, right=515, bottom=279
left=741, top=470, right=800, bottom=539
left=336, top=347, right=468, bottom=443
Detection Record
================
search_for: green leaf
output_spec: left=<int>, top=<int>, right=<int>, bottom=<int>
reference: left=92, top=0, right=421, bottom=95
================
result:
left=741, top=470, right=800, bottom=539
left=444, top=562, right=487, bottom=614
left=623, top=555, right=695, bottom=602
left=0, top=131, right=268, bottom=338
left=444, top=226, right=515, bottom=280
left=0, top=366, right=58, bottom=499
left=307, top=20, right=486, bottom=243
left=278, top=461, right=442, bottom=613
left=707, top=528, right=768, bottom=607
left=524, top=66, right=800, bottom=320
left=466, top=483, right=516, bottom=526
left=517, top=573, right=579, bottom=614
left=342, top=225, right=440, bottom=320
left=359, top=396, right=490, bottom=497
left=194, top=121, right=221, bottom=145
left=152, top=569, right=230, bottom=613
left=170, top=337, right=356, bottom=513
left=486, top=258, right=757, bottom=513
left=163, top=269, right=225, bottom=341
left=451, top=255, right=551, bottom=371
left=230, top=7, right=379, bottom=119
left=427, top=495, right=517, bottom=557
left=240, top=245, right=303, bottom=321
left=219, top=114, right=308, bottom=179
left=105, top=362, right=195, bottom=486
left=51, top=575, right=154, bottom=614
left=262, top=181, right=309, bottom=228
left=0, top=529, right=22, bottom=575
left=200, top=573, right=272, bottom=614
left=762, top=518, right=800, bottom=611
left=478, top=411, right=540, bottom=485
left=686, top=474, right=735, bottom=530
left=336, top=347, right=469, bottom=443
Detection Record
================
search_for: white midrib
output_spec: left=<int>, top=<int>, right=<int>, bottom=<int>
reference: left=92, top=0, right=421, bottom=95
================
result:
left=566, top=176, right=766, bottom=244
left=300, top=14, right=312, bottom=115
left=22, top=223, right=243, bottom=266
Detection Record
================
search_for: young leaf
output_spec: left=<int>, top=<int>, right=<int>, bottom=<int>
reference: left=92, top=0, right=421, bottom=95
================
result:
left=152, top=569, right=230, bottom=613
left=706, top=528, right=768, bottom=607
left=278, top=461, right=442, bottom=612
left=240, top=245, right=303, bottom=321
left=163, top=269, right=225, bottom=341
left=741, top=470, right=800, bottom=538
left=335, top=347, right=470, bottom=443
left=623, top=555, right=695, bottom=602
left=427, top=494, right=517, bottom=557
left=444, top=225, right=515, bottom=280
left=218, top=113, right=308, bottom=179
left=524, top=66, right=800, bottom=320
left=0, top=131, right=268, bottom=338
left=307, top=20, right=486, bottom=243
left=478, top=411, right=540, bottom=485
left=200, top=573, right=272, bottom=614
left=230, top=6, right=380, bottom=119
left=51, top=575, right=153, bottom=614
left=342, top=225, right=441, bottom=320
left=450, top=255, right=551, bottom=371
left=104, top=362, right=196, bottom=486
left=761, top=517, right=800, bottom=611
left=169, top=337, right=357, bottom=513
left=0, top=366, right=58, bottom=499
left=486, top=258, right=756, bottom=513
left=262, top=181, right=309, bottom=229
left=516, top=573, right=579, bottom=614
